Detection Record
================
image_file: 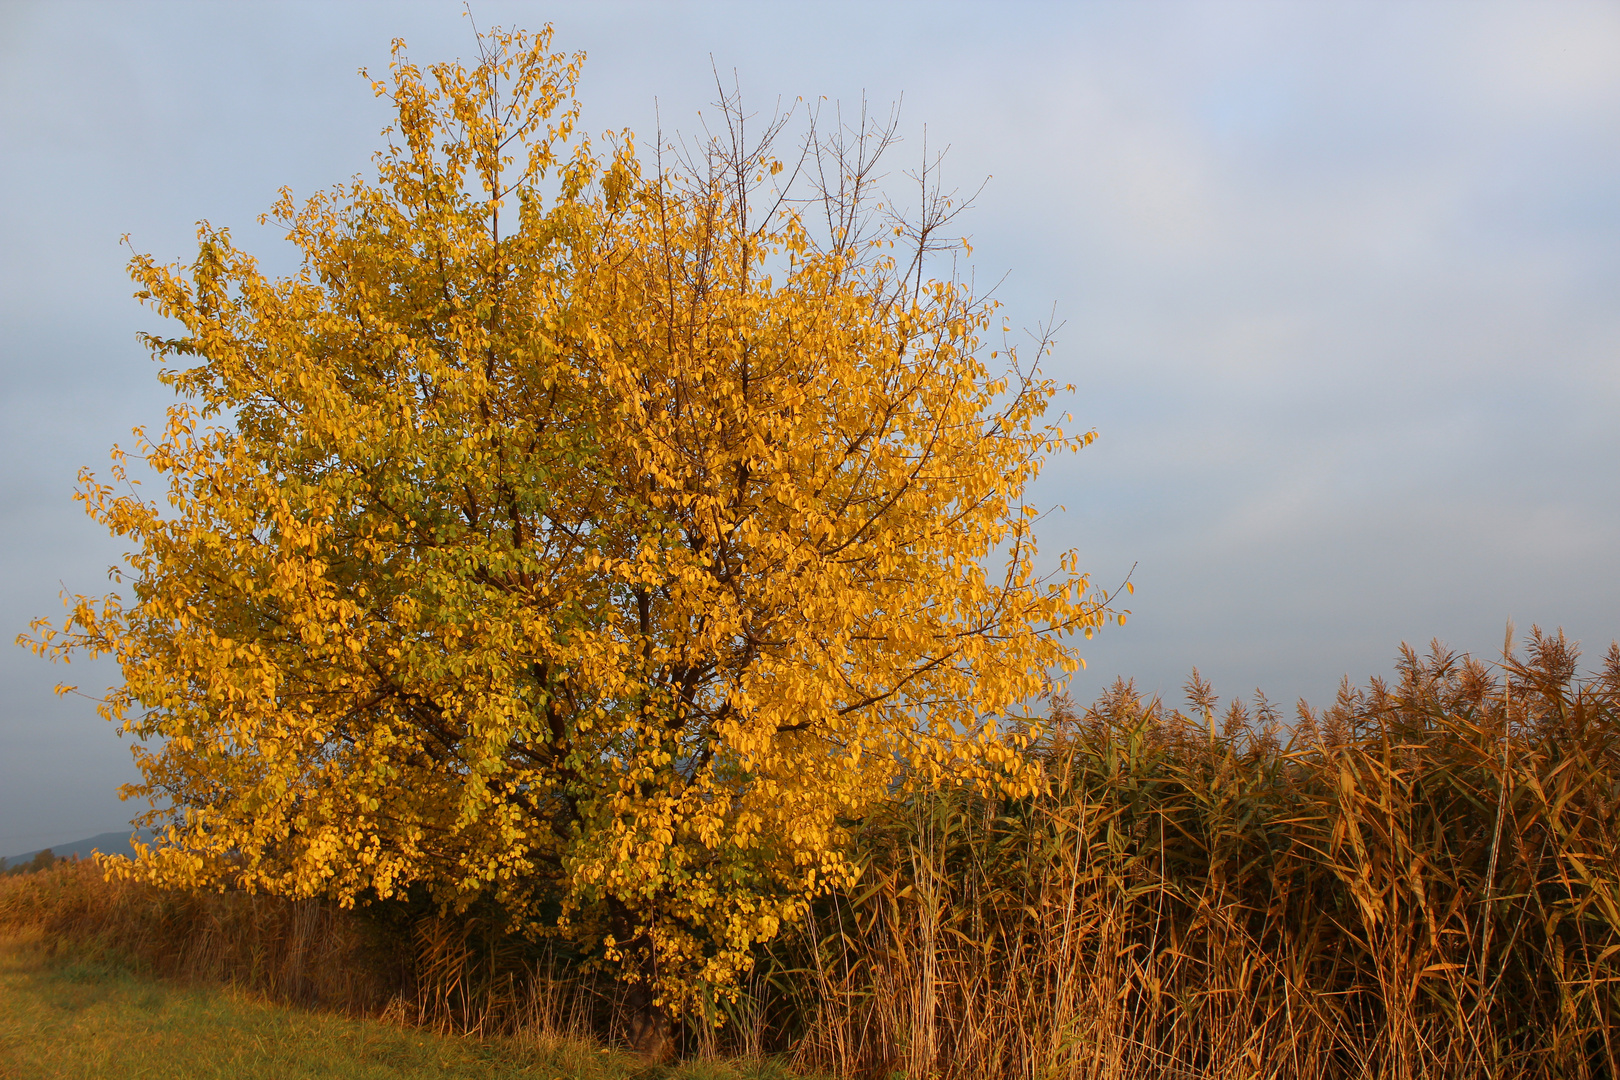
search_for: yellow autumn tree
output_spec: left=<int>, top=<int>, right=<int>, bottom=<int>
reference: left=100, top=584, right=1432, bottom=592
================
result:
left=23, top=26, right=1114, bottom=1048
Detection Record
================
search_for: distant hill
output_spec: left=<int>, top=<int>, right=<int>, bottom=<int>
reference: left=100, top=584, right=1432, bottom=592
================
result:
left=1, top=829, right=154, bottom=870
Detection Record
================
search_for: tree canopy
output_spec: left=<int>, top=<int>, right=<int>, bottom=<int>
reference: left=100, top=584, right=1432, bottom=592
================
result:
left=23, top=25, right=1115, bottom=1039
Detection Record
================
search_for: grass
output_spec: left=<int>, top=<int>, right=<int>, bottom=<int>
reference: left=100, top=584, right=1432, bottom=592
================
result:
left=0, top=932, right=804, bottom=1080
left=0, top=931, right=616, bottom=1080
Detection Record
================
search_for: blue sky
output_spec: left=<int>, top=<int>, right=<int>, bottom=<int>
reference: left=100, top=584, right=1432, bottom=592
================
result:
left=3, top=0, right=1618, bottom=854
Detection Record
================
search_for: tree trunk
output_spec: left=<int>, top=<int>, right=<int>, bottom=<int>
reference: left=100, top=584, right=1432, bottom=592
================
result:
left=609, top=899, right=674, bottom=1062
left=625, top=980, right=673, bottom=1062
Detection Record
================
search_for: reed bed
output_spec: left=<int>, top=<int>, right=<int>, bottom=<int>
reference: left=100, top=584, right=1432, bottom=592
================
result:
left=4, top=629, right=1617, bottom=1078
left=767, top=629, right=1620, bottom=1079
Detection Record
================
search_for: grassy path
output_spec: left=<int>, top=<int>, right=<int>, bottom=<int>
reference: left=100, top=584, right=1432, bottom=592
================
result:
left=0, top=936, right=650, bottom=1080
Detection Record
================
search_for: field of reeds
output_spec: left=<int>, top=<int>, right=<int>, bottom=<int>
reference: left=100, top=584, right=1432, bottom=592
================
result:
left=4, top=629, right=1617, bottom=1079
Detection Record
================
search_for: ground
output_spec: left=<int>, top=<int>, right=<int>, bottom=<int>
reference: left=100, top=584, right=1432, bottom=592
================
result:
left=0, top=934, right=787, bottom=1080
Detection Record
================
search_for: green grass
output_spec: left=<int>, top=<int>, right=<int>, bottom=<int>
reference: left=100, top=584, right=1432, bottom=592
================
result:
left=0, top=934, right=794, bottom=1080
left=0, top=934, right=587, bottom=1079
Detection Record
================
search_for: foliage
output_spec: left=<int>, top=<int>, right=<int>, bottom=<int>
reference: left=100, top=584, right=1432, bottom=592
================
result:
left=2, top=849, right=59, bottom=877
left=19, top=24, right=1107, bottom=1033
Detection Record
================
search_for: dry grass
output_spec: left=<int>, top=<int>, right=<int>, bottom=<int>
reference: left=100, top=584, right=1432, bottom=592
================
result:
left=5, top=629, right=1617, bottom=1078
left=0, top=855, right=401, bottom=1015
left=0, top=859, right=620, bottom=1049
left=0, top=929, right=626, bottom=1080
left=0, top=859, right=786, bottom=1071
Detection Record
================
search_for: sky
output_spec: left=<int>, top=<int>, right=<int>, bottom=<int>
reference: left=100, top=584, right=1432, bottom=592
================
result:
left=2, top=0, right=1618, bottom=854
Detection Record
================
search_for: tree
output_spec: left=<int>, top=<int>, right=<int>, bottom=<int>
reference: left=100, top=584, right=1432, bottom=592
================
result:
left=23, top=25, right=1115, bottom=1052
